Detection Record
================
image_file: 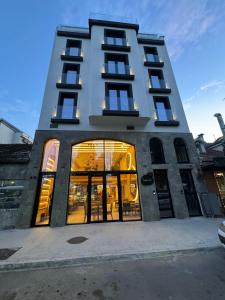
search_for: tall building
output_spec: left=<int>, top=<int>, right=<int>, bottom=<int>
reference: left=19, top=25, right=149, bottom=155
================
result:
left=17, top=17, right=206, bottom=228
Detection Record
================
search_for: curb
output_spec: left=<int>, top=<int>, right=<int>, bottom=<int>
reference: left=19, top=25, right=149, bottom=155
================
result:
left=0, top=246, right=221, bottom=272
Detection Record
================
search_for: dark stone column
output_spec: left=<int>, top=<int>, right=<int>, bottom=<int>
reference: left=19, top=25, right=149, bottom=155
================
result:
left=135, top=135, right=160, bottom=221
left=50, top=140, right=71, bottom=227
left=16, top=133, right=45, bottom=228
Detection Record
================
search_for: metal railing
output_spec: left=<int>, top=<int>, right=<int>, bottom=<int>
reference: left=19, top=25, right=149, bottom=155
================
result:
left=103, top=37, right=128, bottom=46
left=103, top=63, right=131, bottom=75
left=57, top=73, right=80, bottom=85
left=104, top=97, right=136, bottom=111
left=53, top=105, right=78, bottom=119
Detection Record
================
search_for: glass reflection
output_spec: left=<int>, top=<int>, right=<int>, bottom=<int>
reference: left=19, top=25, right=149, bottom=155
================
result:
left=106, top=175, right=119, bottom=221
left=35, top=175, right=54, bottom=225
left=71, top=140, right=136, bottom=172
left=121, top=174, right=141, bottom=221
left=91, top=176, right=103, bottom=222
left=67, top=176, right=88, bottom=224
left=42, top=139, right=60, bottom=172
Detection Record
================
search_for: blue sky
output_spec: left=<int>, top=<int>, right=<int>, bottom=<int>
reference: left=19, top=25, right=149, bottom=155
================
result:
left=0, top=0, right=225, bottom=141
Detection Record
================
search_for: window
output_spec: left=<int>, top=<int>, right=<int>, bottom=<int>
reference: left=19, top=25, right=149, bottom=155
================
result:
left=34, top=139, right=60, bottom=226
left=66, top=40, right=81, bottom=56
left=154, top=97, right=173, bottom=121
left=150, top=138, right=165, bottom=164
left=145, top=47, right=159, bottom=62
left=62, top=64, right=79, bottom=85
left=71, top=140, right=136, bottom=171
left=154, top=170, right=174, bottom=218
left=105, top=53, right=129, bottom=75
left=0, top=180, right=24, bottom=209
left=104, top=29, right=126, bottom=46
left=174, top=138, right=189, bottom=163
left=57, top=92, right=77, bottom=119
left=105, top=83, right=134, bottom=111
left=149, top=70, right=166, bottom=89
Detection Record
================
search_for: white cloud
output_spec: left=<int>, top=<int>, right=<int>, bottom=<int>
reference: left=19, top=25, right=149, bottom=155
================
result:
left=200, top=80, right=225, bottom=91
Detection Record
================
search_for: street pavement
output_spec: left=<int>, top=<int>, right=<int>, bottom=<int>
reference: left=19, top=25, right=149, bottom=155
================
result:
left=0, top=217, right=223, bottom=270
left=0, top=247, right=225, bottom=300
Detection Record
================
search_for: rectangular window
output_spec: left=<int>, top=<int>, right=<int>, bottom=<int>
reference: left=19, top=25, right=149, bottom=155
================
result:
left=62, top=64, right=79, bottom=84
left=0, top=180, right=24, bottom=209
left=154, top=97, right=173, bottom=121
left=66, top=40, right=81, bottom=57
left=58, top=92, right=77, bottom=119
left=145, top=47, right=159, bottom=62
left=149, top=70, right=166, bottom=89
left=153, top=170, right=174, bottom=218
left=104, top=29, right=126, bottom=46
left=106, top=83, right=133, bottom=111
left=105, top=53, right=129, bottom=75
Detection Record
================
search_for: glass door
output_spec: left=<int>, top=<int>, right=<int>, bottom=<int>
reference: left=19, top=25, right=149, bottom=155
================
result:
left=90, top=176, right=104, bottom=222
left=180, top=169, right=202, bottom=216
left=154, top=170, right=174, bottom=218
left=106, top=175, right=120, bottom=221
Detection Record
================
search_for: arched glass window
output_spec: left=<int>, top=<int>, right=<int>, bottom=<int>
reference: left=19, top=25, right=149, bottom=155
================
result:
left=174, top=138, right=189, bottom=163
left=71, top=140, right=136, bottom=171
left=67, top=140, right=141, bottom=224
left=150, top=138, right=165, bottom=164
left=34, top=139, right=60, bottom=226
left=41, top=139, right=60, bottom=172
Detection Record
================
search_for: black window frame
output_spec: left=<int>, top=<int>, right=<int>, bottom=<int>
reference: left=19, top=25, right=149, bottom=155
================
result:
left=103, top=82, right=138, bottom=116
left=154, top=97, right=172, bottom=121
left=150, top=137, right=165, bottom=164
left=51, top=92, right=80, bottom=124
left=174, top=138, right=189, bottom=163
left=104, top=29, right=126, bottom=45
left=61, top=39, right=83, bottom=62
left=56, top=63, right=82, bottom=89
left=148, top=69, right=171, bottom=94
left=102, top=29, right=130, bottom=52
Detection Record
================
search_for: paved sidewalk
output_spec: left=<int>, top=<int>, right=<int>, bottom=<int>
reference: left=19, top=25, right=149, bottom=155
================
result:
left=0, top=217, right=223, bottom=270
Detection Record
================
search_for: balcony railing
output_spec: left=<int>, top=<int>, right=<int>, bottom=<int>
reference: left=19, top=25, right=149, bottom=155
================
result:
left=155, top=108, right=174, bottom=121
left=56, top=73, right=82, bottom=89
left=58, top=73, right=80, bottom=85
left=51, top=106, right=80, bottom=124
left=103, top=97, right=139, bottom=116
left=103, top=36, right=127, bottom=46
left=103, top=63, right=131, bottom=75
left=149, top=79, right=169, bottom=89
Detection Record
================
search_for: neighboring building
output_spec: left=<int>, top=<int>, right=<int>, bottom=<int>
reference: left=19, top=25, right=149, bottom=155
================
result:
left=0, top=119, right=33, bottom=144
left=0, top=144, right=32, bottom=229
left=17, top=16, right=207, bottom=228
left=195, top=113, right=225, bottom=216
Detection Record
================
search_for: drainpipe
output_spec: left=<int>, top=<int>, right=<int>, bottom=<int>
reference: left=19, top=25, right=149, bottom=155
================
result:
left=214, top=113, right=225, bottom=154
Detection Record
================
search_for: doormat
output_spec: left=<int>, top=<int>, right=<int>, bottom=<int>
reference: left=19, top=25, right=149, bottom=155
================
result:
left=0, top=248, right=21, bottom=260
left=67, top=236, right=88, bottom=244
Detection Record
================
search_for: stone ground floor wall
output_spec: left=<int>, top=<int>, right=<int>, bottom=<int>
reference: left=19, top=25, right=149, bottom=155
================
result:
left=0, top=164, right=29, bottom=229
left=16, top=130, right=208, bottom=228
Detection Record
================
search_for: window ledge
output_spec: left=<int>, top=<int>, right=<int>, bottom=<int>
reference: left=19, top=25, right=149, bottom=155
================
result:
left=101, top=73, right=134, bottom=80
left=103, top=109, right=139, bottom=117
left=56, top=83, right=82, bottom=89
left=144, top=61, right=164, bottom=68
left=154, top=120, right=179, bottom=126
left=61, top=54, right=83, bottom=62
left=51, top=118, right=80, bottom=124
left=101, top=44, right=131, bottom=52
left=149, top=88, right=171, bottom=94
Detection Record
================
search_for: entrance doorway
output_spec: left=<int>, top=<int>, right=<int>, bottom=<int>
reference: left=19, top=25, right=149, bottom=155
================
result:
left=180, top=169, right=202, bottom=216
left=67, top=173, right=141, bottom=224
left=67, top=139, right=141, bottom=224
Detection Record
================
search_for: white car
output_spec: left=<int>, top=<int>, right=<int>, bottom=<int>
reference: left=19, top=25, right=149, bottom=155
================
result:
left=218, top=220, right=225, bottom=248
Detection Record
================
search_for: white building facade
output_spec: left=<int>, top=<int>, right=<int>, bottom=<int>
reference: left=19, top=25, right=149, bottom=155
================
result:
left=17, top=18, right=207, bottom=228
